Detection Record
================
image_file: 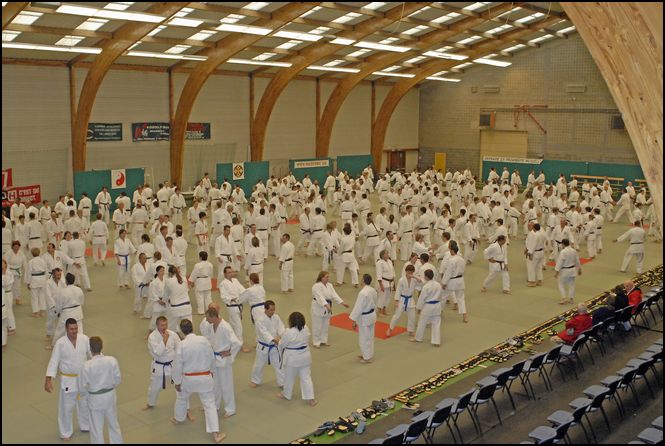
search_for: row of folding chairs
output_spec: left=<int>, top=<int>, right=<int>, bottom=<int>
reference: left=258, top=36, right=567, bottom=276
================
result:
left=367, top=284, right=662, bottom=445
left=521, top=339, right=663, bottom=444
left=629, top=416, right=663, bottom=445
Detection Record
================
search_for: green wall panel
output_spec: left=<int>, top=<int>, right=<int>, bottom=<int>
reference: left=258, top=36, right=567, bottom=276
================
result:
left=74, top=168, right=145, bottom=214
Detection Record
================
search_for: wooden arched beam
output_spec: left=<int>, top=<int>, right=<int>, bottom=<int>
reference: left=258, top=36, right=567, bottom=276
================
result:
left=316, top=2, right=516, bottom=158
left=560, top=2, right=663, bottom=232
left=169, top=2, right=319, bottom=185
left=371, top=15, right=563, bottom=171
left=249, top=2, right=430, bottom=162
left=1, top=2, right=28, bottom=30
left=72, top=3, right=189, bottom=172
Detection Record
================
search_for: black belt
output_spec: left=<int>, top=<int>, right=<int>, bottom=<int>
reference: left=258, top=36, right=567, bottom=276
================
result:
left=403, top=230, right=412, bottom=233
left=29, top=236, right=41, bottom=240
left=251, top=263, right=262, bottom=266
left=381, top=277, right=394, bottom=282
left=171, top=301, right=190, bottom=307
left=534, top=248, right=544, bottom=252
left=342, top=250, right=352, bottom=254
left=367, top=234, right=378, bottom=238
left=312, top=229, right=322, bottom=232
left=257, top=229, right=268, bottom=231
left=451, top=275, right=463, bottom=279
left=631, top=242, right=643, bottom=244
left=362, top=308, right=375, bottom=315
left=63, top=304, right=80, bottom=310
left=562, top=265, right=575, bottom=269
left=283, top=258, right=293, bottom=262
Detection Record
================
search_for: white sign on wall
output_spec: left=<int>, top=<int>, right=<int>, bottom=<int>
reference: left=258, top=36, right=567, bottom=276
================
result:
left=294, top=159, right=329, bottom=169
left=482, top=156, right=543, bottom=165
left=111, top=169, right=126, bottom=189
left=232, top=163, right=245, bottom=180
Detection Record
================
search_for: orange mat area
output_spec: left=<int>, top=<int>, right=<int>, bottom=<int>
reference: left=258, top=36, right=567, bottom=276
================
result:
left=84, top=247, right=116, bottom=259
left=330, top=312, right=407, bottom=339
left=286, top=219, right=299, bottom=225
left=546, top=257, right=594, bottom=268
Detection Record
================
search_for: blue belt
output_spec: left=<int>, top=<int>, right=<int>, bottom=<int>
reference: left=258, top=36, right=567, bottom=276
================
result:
left=362, top=308, right=375, bottom=315
left=426, top=300, right=440, bottom=305
left=155, top=360, right=173, bottom=389
left=118, top=254, right=130, bottom=272
left=258, top=341, right=277, bottom=364
left=400, top=294, right=412, bottom=311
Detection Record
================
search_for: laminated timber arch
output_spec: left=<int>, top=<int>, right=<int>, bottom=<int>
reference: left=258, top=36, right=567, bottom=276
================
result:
left=170, top=3, right=318, bottom=185
left=560, top=2, right=663, bottom=232
left=371, top=15, right=563, bottom=171
left=315, top=2, right=516, bottom=158
left=71, top=3, right=189, bottom=172
left=2, top=2, right=29, bottom=29
left=249, top=2, right=430, bottom=162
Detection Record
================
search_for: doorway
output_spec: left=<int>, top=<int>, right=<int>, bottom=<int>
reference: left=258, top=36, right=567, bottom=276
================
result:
left=389, top=150, right=405, bottom=171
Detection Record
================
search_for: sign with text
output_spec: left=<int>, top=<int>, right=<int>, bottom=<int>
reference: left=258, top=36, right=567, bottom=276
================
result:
left=186, top=122, right=211, bottom=140
left=132, top=122, right=170, bottom=141
left=482, top=156, right=543, bottom=164
left=111, top=169, right=126, bottom=189
left=2, top=184, right=41, bottom=208
left=2, top=169, right=12, bottom=188
left=293, top=159, right=330, bottom=169
left=87, top=123, right=123, bottom=141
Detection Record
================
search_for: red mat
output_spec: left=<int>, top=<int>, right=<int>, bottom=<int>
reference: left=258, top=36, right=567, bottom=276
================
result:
left=547, top=257, right=594, bottom=268
left=85, top=247, right=115, bottom=259
left=330, top=312, right=407, bottom=339
left=287, top=219, right=299, bottom=224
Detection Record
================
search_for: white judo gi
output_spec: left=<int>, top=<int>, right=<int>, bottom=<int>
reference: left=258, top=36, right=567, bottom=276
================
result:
left=78, top=354, right=123, bottom=444
left=251, top=311, right=285, bottom=386
left=278, top=326, right=314, bottom=401
left=200, top=318, right=241, bottom=417
left=310, top=281, right=344, bottom=347
left=348, top=285, right=377, bottom=361
left=414, top=279, right=444, bottom=345
left=146, top=328, right=180, bottom=407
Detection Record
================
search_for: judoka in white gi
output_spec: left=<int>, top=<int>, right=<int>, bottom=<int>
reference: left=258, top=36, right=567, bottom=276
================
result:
left=188, top=251, right=214, bottom=315
left=375, top=249, right=395, bottom=315
left=278, top=233, right=295, bottom=293
left=218, top=266, right=248, bottom=352
left=78, top=336, right=123, bottom=444
left=25, top=247, right=48, bottom=317
left=554, top=238, right=582, bottom=305
left=250, top=300, right=285, bottom=388
left=277, top=311, right=317, bottom=406
left=143, top=316, right=180, bottom=410
left=164, top=266, right=192, bottom=335
left=311, top=271, right=349, bottom=348
left=89, top=214, right=109, bottom=266
left=170, top=319, right=227, bottom=444
left=614, top=221, right=646, bottom=274
left=349, top=274, right=377, bottom=363
left=45, top=318, right=91, bottom=441
left=525, top=223, right=548, bottom=287
left=53, top=273, right=85, bottom=346
left=387, top=263, right=419, bottom=337
left=440, top=242, right=468, bottom=323
left=114, top=229, right=136, bottom=289
left=411, top=269, right=443, bottom=346
left=481, top=235, right=511, bottom=294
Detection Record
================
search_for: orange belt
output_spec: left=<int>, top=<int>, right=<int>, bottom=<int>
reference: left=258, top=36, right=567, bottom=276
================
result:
left=184, top=371, right=211, bottom=376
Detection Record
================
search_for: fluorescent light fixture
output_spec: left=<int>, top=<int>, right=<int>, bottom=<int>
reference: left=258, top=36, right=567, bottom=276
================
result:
left=485, top=24, right=513, bottom=34
left=331, top=37, right=355, bottom=45
left=373, top=71, right=415, bottom=78
left=227, top=58, right=292, bottom=67
left=426, top=76, right=461, bottom=82
left=431, top=70, right=449, bottom=76
left=252, top=52, right=276, bottom=61
left=355, top=41, right=410, bottom=52
left=404, top=55, right=426, bottom=64
left=473, top=57, right=511, bottom=67
left=11, top=11, right=42, bottom=25
left=168, top=17, right=203, bottom=27
left=424, top=51, right=468, bottom=60
left=220, top=14, right=245, bottom=24
left=2, top=2, right=7, bottom=6
left=408, top=6, right=431, bottom=16
left=273, top=30, right=322, bottom=42
left=147, top=25, right=166, bottom=37
left=323, top=60, right=344, bottom=67
left=309, top=26, right=331, bottom=35
left=127, top=42, right=140, bottom=51
left=497, top=6, right=521, bottom=18
left=56, top=4, right=164, bottom=23
left=378, top=37, right=399, bottom=44
left=502, top=44, right=525, bottom=52
left=431, top=12, right=460, bottom=24
left=244, top=2, right=269, bottom=11
left=307, top=65, right=360, bottom=73
left=382, top=66, right=402, bottom=72
left=126, top=50, right=206, bottom=60
left=464, top=2, right=491, bottom=11
left=276, top=39, right=302, bottom=50
left=557, top=25, right=576, bottom=34
left=216, top=23, right=272, bottom=35
left=402, top=25, right=429, bottom=36
left=189, top=30, right=216, bottom=41
left=457, top=35, right=482, bottom=45
left=76, top=18, right=109, bottom=31
left=2, top=30, right=21, bottom=42
left=55, top=35, right=85, bottom=46
left=174, top=7, right=194, bottom=17
left=104, top=2, right=134, bottom=11
left=452, top=62, right=473, bottom=70
left=2, top=41, right=101, bottom=54
left=364, top=2, right=387, bottom=10
left=165, top=44, right=191, bottom=54
left=332, top=12, right=361, bottom=24
left=529, top=34, right=555, bottom=44
left=347, top=48, right=371, bottom=58
left=516, top=12, right=544, bottom=23
left=300, top=6, right=322, bottom=18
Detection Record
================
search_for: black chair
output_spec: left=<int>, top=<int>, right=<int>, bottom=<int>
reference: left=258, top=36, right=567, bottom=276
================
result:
left=637, top=427, right=663, bottom=444
left=386, top=411, right=430, bottom=444
left=583, top=381, right=624, bottom=420
left=612, top=367, right=640, bottom=408
left=630, top=300, right=650, bottom=334
left=541, top=345, right=562, bottom=388
left=522, top=352, right=550, bottom=398
left=492, top=367, right=517, bottom=410
left=583, top=322, right=607, bottom=357
left=528, top=420, right=573, bottom=444
left=438, top=388, right=476, bottom=444
left=554, top=335, right=588, bottom=381
left=643, top=293, right=661, bottom=325
left=548, top=401, right=592, bottom=443
left=569, top=390, right=611, bottom=441
left=492, top=360, right=528, bottom=405
left=652, top=416, right=663, bottom=430
left=468, top=381, right=502, bottom=433
left=378, top=429, right=406, bottom=444
left=597, top=375, right=626, bottom=417
left=600, top=318, right=616, bottom=349
left=626, top=358, right=657, bottom=399
left=424, top=400, right=456, bottom=444
left=618, top=305, right=636, bottom=339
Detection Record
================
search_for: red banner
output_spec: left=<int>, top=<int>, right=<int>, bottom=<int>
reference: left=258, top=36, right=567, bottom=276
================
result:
left=1, top=169, right=12, bottom=188
left=2, top=184, right=41, bottom=208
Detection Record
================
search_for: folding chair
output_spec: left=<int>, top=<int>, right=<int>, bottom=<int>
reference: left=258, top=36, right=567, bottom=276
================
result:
left=386, top=411, right=430, bottom=445
left=438, top=388, right=476, bottom=444
left=637, top=427, right=663, bottom=444
left=528, top=420, right=573, bottom=444
left=424, top=400, right=456, bottom=444
left=492, top=360, right=528, bottom=404
left=522, top=352, right=550, bottom=399
left=554, top=335, right=587, bottom=381
left=626, top=358, right=656, bottom=399
left=468, top=380, right=502, bottom=433
left=547, top=401, right=592, bottom=443
left=569, top=390, right=611, bottom=442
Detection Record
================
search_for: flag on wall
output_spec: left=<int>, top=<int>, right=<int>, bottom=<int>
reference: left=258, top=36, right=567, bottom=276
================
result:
left=112, top=169, right=126, bottom=189
left=232, top=163, right=245, bottom=180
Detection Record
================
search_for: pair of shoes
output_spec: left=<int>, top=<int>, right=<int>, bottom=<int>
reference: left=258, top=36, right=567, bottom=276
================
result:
left=403, top=401, right=420, bottom=410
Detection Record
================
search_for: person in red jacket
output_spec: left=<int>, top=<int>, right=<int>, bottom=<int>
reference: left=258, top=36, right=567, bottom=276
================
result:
left=551, top=303, right=593, bottom=344
left=625, top=280, right=643, bottom=314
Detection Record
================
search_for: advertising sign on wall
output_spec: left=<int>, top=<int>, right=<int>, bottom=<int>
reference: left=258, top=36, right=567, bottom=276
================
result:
left=2, top=184, right=41, bottom=207
left=132, top=122, right=170, bottom=141
left=88, top=123, right=123, bottom=141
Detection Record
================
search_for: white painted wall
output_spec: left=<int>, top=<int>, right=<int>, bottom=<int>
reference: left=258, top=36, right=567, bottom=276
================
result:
left=321, top=82, right=372, bottom=157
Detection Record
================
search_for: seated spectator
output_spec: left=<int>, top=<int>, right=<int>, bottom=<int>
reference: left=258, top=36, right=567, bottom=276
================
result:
left=591, top=294, right=616, bottom=325
left=625, top=280, right=642, bottom=314
left=612, top=285, right=629, bottom=311
left=551, top=303, right=593, bottom=344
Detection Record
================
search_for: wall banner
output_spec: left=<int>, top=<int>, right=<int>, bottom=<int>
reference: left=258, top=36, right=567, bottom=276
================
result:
left=293, top=159, right=330, bottom=169
left=232, top=163, right=245, bottom=180
left=111, top=169, right=127, bottom=189
left=88, top=123, right=122, bottom=141
left=2, top=184, right=41, bottom=207
left=2, top=169, right=12, bottom=188
left=132, top=122, right=170, bottom=141
left=482, top=156, right=543, bottom=164
left=185, top=123, right=211, bottom=140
